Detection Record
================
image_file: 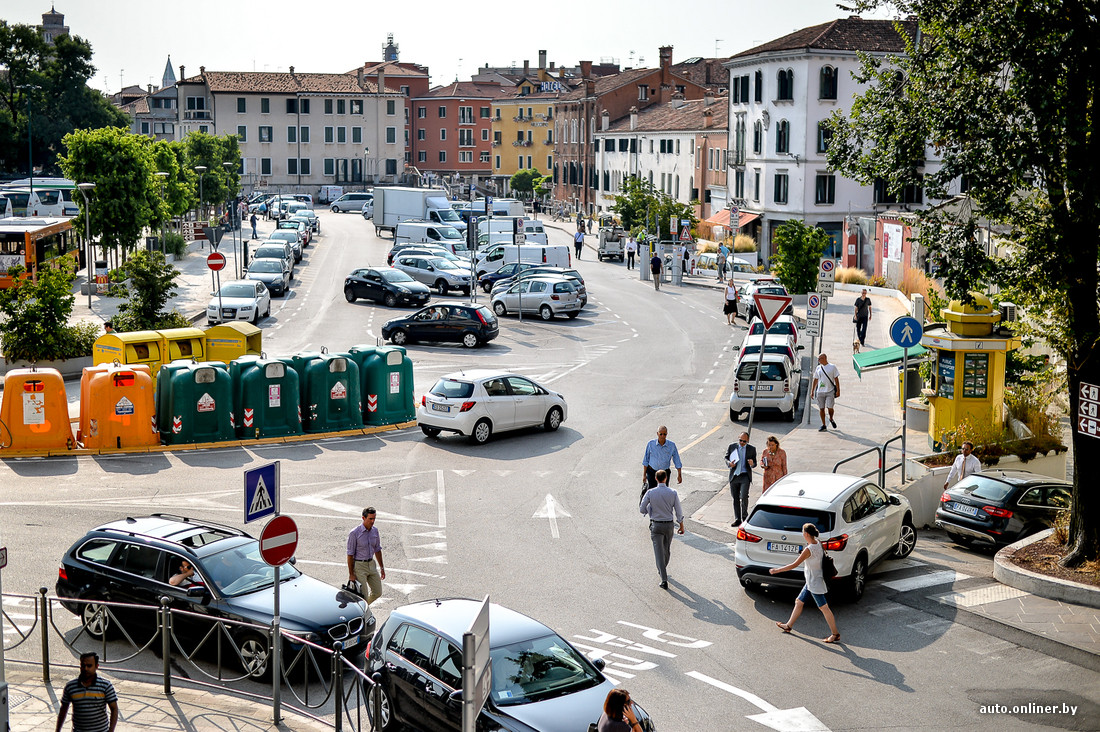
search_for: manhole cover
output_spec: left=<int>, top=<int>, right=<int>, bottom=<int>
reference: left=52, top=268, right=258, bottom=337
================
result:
left=9, top=691, right=31, bottom=708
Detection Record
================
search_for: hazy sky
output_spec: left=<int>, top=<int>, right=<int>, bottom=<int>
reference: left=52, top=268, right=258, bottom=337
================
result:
left=2, top=0, right=898, bottom=93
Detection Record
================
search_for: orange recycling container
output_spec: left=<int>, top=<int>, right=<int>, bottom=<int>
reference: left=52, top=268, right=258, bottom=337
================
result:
left=78, top=364, right=159, bottom=450
left=0, top=368, right=74, bottom=451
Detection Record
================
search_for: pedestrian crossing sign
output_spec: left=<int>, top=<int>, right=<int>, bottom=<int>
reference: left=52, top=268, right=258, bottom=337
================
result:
left=244, top=461, right=280, bottom=523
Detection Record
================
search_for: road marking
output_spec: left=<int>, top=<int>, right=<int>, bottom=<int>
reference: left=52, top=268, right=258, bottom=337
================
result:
left=686, top=671, right=777, bottom=712
left=881, top=570, right=970, bottom=592
left=930, top=584, right=1029, bottom=608
left=713, top=386, right=727, bottom=403
left=680, top=425, right=722, bottom=454
left=533, top=493, right=570, bottom=539
left=686, top=672, right=832, bottom=731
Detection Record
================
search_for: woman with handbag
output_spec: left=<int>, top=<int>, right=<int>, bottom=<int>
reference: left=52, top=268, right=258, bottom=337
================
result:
left=723, top=278, right=739, bottom=325
left=761, top=435, right=788, bottom=491
left=769, top=523, right=841, bottom=643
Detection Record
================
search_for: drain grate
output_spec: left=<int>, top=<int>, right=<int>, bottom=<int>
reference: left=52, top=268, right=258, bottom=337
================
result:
left=9, top=690, right=32, bottom=708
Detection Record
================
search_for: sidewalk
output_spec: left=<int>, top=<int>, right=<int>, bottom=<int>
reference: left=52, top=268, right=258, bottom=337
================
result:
left=3, top=665, right=331, bottom=731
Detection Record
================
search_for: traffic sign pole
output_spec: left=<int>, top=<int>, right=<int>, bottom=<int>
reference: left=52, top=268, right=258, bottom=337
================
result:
left=745, top=331, right=767, bottom=438
left=890, top=316, right=925, bottom=484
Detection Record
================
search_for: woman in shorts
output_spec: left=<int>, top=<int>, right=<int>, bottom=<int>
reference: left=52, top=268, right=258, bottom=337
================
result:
left=770, top=523, right=841, bottom=643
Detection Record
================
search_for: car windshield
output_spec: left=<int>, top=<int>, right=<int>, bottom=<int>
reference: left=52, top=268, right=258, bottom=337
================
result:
left=381, top=269, right=415, bottom=283
left=437, top=227, right=462, bottom=239
left=249, top=260, right=282, bottom=273
left=750, top=322, right=794, bottom=336
left=490, top=633, right=603, bottom=706
left=436, top=208, right=461, bottom=223
left=958, top=475, right=1015, bottom=502
left=270, top=232, right=296, bottom=241
left=755, top=287, right=788, bottom=296
left=202, top=542, right=300, bottom=597
left=217, top=284, right=258, bottom=298
left=430, top=258, right=460, bottom=270
left=431, top=378, right=474, bottom=399
left=748, top=505, right=835, bottom=533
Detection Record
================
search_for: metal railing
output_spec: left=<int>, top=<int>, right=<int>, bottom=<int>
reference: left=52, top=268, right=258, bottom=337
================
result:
left=2, top=589, right=381, bottom=730
left=832, top=434, right=910, bottom=486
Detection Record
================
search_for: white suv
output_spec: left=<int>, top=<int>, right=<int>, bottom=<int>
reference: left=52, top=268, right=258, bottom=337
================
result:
left=734, top=472, right=916, bottom=601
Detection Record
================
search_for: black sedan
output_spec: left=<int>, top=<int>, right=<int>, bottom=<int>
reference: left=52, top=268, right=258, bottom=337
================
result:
left=345, top=266, right=431, bottom=308
left=381, top=302, right=498, bottom=349
left=56, top=515, right=372, bottom=679
left=478, top=262, right=536, bottom=292
left=245, top=258, right=291, bottom=296
left=366, top=599, right=655, bottom=731
left=936, top=470, right=1072, bottom=547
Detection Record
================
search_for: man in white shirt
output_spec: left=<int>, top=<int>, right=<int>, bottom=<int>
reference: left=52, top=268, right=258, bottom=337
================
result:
left=944, top=441, right=982, bottom=488
left=625, top=236, right=638, bottom=270
left=810, top=353, right=841, bottom=432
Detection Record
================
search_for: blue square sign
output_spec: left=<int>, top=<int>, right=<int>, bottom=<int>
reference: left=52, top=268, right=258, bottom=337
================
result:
left=244, top=461, right=280, bottom=524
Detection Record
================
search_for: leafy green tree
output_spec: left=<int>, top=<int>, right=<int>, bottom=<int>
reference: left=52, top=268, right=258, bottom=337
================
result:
left=0, top=259, right=77, bottom=361
left=183, top=131, right=241, bottom=210
left=826, top=1, right=1100, bottom=564
left=611, top=176, right=696, bottom=240
left=112, top=250, right=182, bottom=331
left=509, top=168, right=542, bottom=199
left=149, top=139, right=194, bottom=231
left=771, top=220, right=829, bottom=294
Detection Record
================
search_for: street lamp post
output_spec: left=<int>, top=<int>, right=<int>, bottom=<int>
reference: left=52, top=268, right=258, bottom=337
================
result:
left=155, top=171, right=169, bottom=256
left=77, top=183, right=95, bottom=308
left=19, top=85, right=41, bottom=214
left=194, top=165, right=207, bottom=250
left=223, top=161, right=239, bottom=277
left=363, top=146, right=370, bottom=187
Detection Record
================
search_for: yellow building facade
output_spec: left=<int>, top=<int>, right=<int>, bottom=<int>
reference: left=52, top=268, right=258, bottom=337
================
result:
left=492, top=77, right=567, bottom=192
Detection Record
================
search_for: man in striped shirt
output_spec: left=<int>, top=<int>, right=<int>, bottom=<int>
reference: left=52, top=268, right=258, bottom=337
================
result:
left=56, top=652, right=118, bottom=732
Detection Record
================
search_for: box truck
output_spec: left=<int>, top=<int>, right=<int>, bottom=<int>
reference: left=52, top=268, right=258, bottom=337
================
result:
left=373, top=187, right=467, bottom=236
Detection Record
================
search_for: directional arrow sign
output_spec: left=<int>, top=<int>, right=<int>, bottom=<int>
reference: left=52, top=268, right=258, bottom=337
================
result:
left=752, top=293, right=793, bottom=329
left=890, top=315, right=924, bottom=349
left=533, top=494, right=571, bottom=539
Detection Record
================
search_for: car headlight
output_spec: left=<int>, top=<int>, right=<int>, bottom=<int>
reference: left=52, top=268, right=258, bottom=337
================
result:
left=207, top=305, right=217, bottom=312
left=240, top=305, right=254, bottom=311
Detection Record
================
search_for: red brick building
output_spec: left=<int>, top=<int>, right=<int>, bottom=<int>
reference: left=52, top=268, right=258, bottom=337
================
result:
left=413, top=82, right=508, bottom=183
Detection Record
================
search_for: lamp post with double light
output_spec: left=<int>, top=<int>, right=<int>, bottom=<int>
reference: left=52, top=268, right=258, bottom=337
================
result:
left=155, top=171, right=169, bottom=255
left=76, top=183, right=95, bottom=307
left=19, top=84, right=42, bottom=214
left=223, top=161, right=240, bottom=277
left=194, top=165, right=207, bottom=249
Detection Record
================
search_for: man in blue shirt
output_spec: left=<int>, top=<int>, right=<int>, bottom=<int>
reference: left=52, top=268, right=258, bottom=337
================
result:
left=642, top=426, right=683, bottom=491
left=717, top=242, right=730, bottom=280
left=56, top=652, right=118, bottom=732
left=347, top=507, right=386, bottom=605
left=640, top=470, right=685, bottom=589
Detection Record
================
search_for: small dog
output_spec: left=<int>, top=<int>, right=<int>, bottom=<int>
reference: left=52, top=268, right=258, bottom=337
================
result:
left=852, top=322, right=861, bottom=353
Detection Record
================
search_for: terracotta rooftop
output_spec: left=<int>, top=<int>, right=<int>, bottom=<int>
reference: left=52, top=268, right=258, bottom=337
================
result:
left=604, top=97, right=729, bottom=133
left=121, top=96, right=149, bottom=115
left=420, top=81, right=511, bottom=99
left=354, top=60, right=431, bottom=78
left=178, top=71, right=400, bottom=95
left=730, top=16, right=916, bottom=59
left=558, top=66, right=700, bottom=102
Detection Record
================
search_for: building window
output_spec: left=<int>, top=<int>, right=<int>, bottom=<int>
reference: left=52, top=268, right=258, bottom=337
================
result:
left=300, top=159, right=311, bottom=176
left=236, top=125, right=247, bottom=142
left=349, top=126, right=359, bottom=144
left=387, top=100, right=396, bottom=115
left=386, top=127, right=397, bottom=144
left=754, top=169, right=760, bottom=200
left=495, top=108, right=501, bottom=119
left=776, top=120, right=790, bottom=154
left=237, top=97, right=246, bottom=113
left=754, top=70, right=763, bottom=103
left=286, top=99, right=298, bottom=114
left=438, top=106, right=447, bottom=118
left=260, top=98, right=270, bottom=114
left=777, top=69, right=794, bottom=101
left=324, top=158, right=334, bottom=176
left=418, top=129, right=426, bottom=141
left=323, top=99, right=332, bottom=114
left=386, top=159, right=398, bottom=175
left=735, top=170, right=745, bottom=199
left=404, top=129, right=409, bottom=144
left=547, top=155, right=552, bottom=169
left=287, top=126, right=297, bottom=143
left=288, top=159, right=298, bottom=175
left=459, top=106, right=473, bottom=123
left=347, top=99, right=360, bottom=115
left=418, top=150, right=427, bottom=162
left=817, top=122, right=832, bottom=153
left=460, top=151, right=472, bottom=163
left=259, top=126, right=272, bottom=142
left=482, top=151, right=492, bottom=163
left=336, top=127, right=346, bottom=144
left=459, top=129, right=473, bottom=146
left=440, top=128, right=447, bottom=141
left=324, top=126, right=334, bottom=143
left=638, top=85, right=648, bottom=101
left=140, top=121, right=149, bottom=135
left=337, top=99, right=346, bottom=114
left=418, top=106, right=426, bottom=118
left=753, top=120, right=762, bottom=154
left=261, top=158, right=271, bottom=175
left=819, top=66, right=838, bottom=100
left=815, top=174, right=836, bottom=204
left=439, top=151, right=446, bottom=162
left=301, top=99, right=310, bottom=114
left=481, top=129, right=488, bottom=141
left=480, top=106, right=491, bottom=118
left=774, top=172, right=788, bottom=204
left=495, top=155, right=501, bottom=169
left=874, top=177, right=924, bottom=205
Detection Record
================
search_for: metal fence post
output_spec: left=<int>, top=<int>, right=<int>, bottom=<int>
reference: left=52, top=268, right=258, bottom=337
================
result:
left=270, top=624, right=281, bottom=725
left=372, top=671, right=383, bottom=731
left=159, top=597, right=172, bottom=695
left=333, top=642, right=344, bottom=732
left=38, top=587, right=49, bottom=683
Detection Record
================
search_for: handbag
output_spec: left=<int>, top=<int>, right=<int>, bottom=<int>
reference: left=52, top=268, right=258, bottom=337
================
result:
left=821, top=550, right=838, bottom=583
left=640, top=480, right=651, bottom=505
left=341, top=580, right=364, bottom=598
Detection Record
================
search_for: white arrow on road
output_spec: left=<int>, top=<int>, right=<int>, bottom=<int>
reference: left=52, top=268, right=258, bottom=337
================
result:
left=533, top=493, right=571, bottom=539
left=687, top=672, right=831, bottom=731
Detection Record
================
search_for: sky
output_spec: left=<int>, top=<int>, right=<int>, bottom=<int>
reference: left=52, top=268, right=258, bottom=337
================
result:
left=1, top=0, right=899, bottom=94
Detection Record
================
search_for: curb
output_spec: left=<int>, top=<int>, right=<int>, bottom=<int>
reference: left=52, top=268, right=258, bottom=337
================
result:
left=993, top=529, right=1100, bottom=609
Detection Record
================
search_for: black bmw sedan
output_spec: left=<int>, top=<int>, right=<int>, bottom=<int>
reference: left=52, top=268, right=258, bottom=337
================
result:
left=935, top=470, right=1071, bottom=548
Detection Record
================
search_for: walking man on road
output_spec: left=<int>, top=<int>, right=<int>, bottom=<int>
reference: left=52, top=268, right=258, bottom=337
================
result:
left=250, top=213, right=258, bottom=240
left=717, top=242, right=730, bottom=280
left=56, top=652, right=119, bottom=732
left=574, top=229, right=584, bottom=259
left=625, top=235, right=637, bottom=270
left=944, top=441, right=982, bottom=488
left=347, top=507, right=386, bottom=605
left=811, top=353, right=841, bottom=432
left=726, top=432, right=757, bottom=527
left=640, top=470, right=684, bottom=589
left=642, top=426, right=683, bottom=493
left=854, top=288, right=872, bottom=347
left=650, top=251, right=663, bottom=290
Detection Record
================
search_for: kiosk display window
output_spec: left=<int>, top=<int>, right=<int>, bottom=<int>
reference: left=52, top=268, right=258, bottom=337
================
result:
left=962, top=353, right=989, bottom=398
left=937, top=352, right=955, bottom=399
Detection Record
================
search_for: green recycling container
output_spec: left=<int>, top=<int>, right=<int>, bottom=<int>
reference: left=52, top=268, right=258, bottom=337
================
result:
left=156, top=361, right=235, bottom=444
left=300, top=353, right=362, bottom=433
left=361, top=346, right=415, bottom=425
left=234, top=358, right=302, bottom=438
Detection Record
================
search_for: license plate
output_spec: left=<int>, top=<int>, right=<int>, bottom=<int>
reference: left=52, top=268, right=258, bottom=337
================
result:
left=345, top=634, right=359, bottom=647
left=222, top=310, right=234, bottom=317
left=750, top=385, right=773, bottom=391
left=953, top=502, right=979, bottom=516
left=767, top=542, right=802, bottom=554
left=431, top=403, right=450, bottom=413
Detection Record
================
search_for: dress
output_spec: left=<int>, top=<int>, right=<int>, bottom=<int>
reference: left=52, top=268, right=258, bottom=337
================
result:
left=723, top=285, right=738, bottom=315
left=761, top=447, right=788, bottom=491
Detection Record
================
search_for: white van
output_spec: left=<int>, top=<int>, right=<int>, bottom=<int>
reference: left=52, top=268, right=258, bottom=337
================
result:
left=476, top=218, right=548, bottom=245
left=394, top=221, right=466, bottom=250
left=475, top=243, right=571, bottom=277
left=0, top=187, right=78, bottom=217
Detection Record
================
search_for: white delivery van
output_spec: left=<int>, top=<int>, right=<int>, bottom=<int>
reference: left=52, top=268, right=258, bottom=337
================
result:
left=475, top=218, right=548, bottom=245
left=394, top=222, right=466, bottom=248
left=475, top=243, right=571, bottom=277
left=374, top=187, right=467, bottom=235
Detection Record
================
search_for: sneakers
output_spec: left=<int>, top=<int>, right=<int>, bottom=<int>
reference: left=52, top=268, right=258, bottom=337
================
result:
left=819, top=425, right=827, bottom=432
left=830, top=418, right=838, bottom=429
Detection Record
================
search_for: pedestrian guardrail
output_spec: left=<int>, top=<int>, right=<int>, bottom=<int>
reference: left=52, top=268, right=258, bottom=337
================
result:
left=833, top=434, right=910, bottom=487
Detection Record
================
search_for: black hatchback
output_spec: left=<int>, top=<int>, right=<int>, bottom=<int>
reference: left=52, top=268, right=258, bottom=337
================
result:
left=345, top=266, right=431, bottom=308
left=935, top=471, right=1072, bottom=547
left=366, top=599, right=655, bottom=731
left=381, top=302, right=498, bottom=349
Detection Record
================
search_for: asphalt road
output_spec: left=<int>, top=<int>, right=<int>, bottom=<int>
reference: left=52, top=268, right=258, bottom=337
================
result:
left=2, top=210, right=1097, bottom=731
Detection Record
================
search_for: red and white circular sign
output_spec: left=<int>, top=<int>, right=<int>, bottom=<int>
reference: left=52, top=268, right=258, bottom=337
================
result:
left=259, top=515, right=298, bottom=567
left=207, top=252, right=227, bottom=271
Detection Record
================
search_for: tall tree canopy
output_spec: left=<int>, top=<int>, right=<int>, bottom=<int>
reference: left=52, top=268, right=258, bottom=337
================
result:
left=827, top=1, right=1099, bottom=564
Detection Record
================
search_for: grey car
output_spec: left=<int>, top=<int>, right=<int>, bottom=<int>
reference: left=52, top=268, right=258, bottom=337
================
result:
left=393, top=255, right=474, bottom=296
left=245, top=257, right=291, bottom=296
left=491, top=276, right=582, bottom=321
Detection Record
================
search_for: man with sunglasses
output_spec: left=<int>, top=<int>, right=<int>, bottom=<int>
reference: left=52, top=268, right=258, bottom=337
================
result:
left=725, top=432, right=757, bottom=528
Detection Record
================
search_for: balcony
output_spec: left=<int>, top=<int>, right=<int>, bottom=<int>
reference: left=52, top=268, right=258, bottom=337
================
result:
left=184, top=109, right=211, bottom=120
left=512, top=140, right=532, bottom=147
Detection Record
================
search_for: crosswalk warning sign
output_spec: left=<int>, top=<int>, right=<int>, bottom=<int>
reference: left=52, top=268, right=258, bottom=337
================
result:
left=244, top=461, right=280, bottom=523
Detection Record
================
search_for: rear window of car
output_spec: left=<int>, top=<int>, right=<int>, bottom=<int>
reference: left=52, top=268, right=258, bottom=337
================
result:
left=475, top=306, right=496, bottom=324
left=959, top=475, right=1015, bottom=502
left=553, top=282, right=575, bottom=293
left=749, top=505, right=835, bottom=533
left=736, top=361, right=788, bottom=381
left=254, top=247, right=287, bottom=259
left=431, top=378, right=474, bottom=399
left=741, top=344, right=794, bottom=359
left=755, top=287, right=788, bottom=296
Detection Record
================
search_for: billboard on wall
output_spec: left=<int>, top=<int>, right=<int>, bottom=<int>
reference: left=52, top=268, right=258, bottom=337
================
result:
left=882, top=222, right=903, bottom=263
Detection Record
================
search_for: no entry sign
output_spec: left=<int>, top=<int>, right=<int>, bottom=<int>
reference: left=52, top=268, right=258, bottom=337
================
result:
left=259, top=515, right=298, bottom=566
left=207, top=252, right=227, bottom=271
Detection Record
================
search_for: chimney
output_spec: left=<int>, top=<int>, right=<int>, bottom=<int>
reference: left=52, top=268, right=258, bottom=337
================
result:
left=199, top=66, right=205, bottom=76
left=377, top=67, right=386, bottom=93
left=704, top=91, right=715, bottom=106
left=601, top=110, right=610, bottom=131
left=670, top=91, right=685, bottom=109
left=539, top=50, right=547, bottom=71
left=289, top=65, right=295, bottom=75
left=629, top=106, right=638, bottom=131
left=524, top=60, right=530, bottom=77
left=549, top=61, right=556, bottom=70
left=579, top=60, right=593, bottom=79
left=180, top=65, right=185, bottom=79
left=147, top=84, right=153, bottom=93
left=702, top=108, right=712, bottom=129
left=358, top=67, right=365, bottom=87
left=658, top=46, right=672, bottom=93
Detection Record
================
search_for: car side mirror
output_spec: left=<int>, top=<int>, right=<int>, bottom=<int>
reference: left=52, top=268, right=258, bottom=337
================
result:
left=186, top=585, right=207, bottom=598
left=797, top=345, right=805, bottom=350
left=888, top=495, right=901, bottom=506
left=448, top=689, right=463, bottom=705
left=592, top=658, right=606, bottom=671
left=427, top=266, right=435, bottom=271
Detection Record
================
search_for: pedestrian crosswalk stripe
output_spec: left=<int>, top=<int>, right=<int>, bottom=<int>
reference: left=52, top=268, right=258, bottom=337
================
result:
left=881, top=570, right=969, bottom=592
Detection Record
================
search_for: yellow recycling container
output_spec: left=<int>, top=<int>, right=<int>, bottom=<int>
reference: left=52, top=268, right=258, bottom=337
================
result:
left=159, top=327, right=206, bottom=365
left=93, top=331, right=164, bottom=377
left=205, top=322, right=263, bottom=364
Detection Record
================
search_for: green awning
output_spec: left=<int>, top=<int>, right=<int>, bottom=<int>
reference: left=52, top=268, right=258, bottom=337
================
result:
left=852, top=344, right=927, bottom=378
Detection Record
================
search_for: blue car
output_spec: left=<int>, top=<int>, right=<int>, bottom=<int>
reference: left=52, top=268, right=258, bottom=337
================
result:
left=478, top=261, right=536, bottom=292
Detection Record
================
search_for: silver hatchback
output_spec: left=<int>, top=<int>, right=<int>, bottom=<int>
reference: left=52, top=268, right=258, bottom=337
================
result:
left=491, top=276, right=581, bottom=321
left=393, top=255, right=474, bottom=296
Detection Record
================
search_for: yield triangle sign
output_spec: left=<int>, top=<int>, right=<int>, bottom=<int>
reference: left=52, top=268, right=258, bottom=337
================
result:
left=753, top=293, right=793, bottom=328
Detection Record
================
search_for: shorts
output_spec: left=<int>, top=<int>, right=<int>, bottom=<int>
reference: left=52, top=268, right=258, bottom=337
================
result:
left=798, top=586, right=829, bottom=607
left=815, top=391, right=835, bottom=409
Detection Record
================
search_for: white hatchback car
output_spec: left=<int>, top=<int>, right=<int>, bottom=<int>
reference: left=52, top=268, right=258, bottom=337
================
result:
left=734, top=472, right=916, bottom=601
left=417, top=370, right=567, bottom=444
left=206, top=280, right=271, bottom=326
left=728, top=353, right=801, bottom=420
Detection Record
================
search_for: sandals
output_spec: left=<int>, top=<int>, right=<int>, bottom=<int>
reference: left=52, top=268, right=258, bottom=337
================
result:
left=776, top=622, right=792, bottom=633
left=824, top=634, right=841, bottom=644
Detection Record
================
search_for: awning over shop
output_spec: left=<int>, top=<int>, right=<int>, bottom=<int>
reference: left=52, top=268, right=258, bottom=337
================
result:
left=852, top=344, right=928, bottom=378
left=704, top=210, right=761, bottom=229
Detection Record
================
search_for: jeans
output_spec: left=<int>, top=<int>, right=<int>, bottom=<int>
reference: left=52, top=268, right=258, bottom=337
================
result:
left=627, top=251, right=635, bottom=269
left=730, top=474, right=750, bottom=522
left=855, top=317, right=869, bottom=345
left=649, top=521, right=675, bottom=583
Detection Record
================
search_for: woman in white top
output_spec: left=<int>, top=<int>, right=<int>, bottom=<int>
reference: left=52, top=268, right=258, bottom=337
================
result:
left=723, top=279, right=739, bottom=325
left=770, top=523, right=841, bottom=643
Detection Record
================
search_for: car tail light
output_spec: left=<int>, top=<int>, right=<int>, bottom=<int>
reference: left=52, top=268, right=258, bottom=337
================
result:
left=459, top=401, right=476, bottom=412
left=737, top=527, right=762, bottom=542
left=551, top=294, right=560, bottom=300
left=784, top=380, right=790, bottom=393
left=983, top=506, right=1013, bottom=518
left=475, top=309, right=488, bottom=324
left=421, top=395, right=427, bottom=407
left=941, top=491, right=953, bottom=503
left=58, top=566, right=68, bottom=581
left=822, top=534, right=848, bottom=552
left=733, top=377, right=740, bottom=392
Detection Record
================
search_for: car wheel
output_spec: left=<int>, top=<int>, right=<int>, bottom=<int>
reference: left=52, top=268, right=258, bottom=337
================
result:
left=784, top=405, right=795, bottom=422
left=493, top=301, right=507, bottom=316
left=435, top=280, right=448, bottom=295
left=238, top=632, right=272, bottom=680
left=390, top=329, right=408, bottom=346
left=81, top=602, right=111, bottom=639
left=461, top=332, right=480, bottom=349
left=471, top=419, right=492, bottom=444
left=366, top=681, right=395, bottom=731
left=848, top=555, right=868, bottom=602
left=566, top=311, right=579, bottom=319
left=421, top=425, right=441, bottom=438
left=384, top=293, right=398, bottom=308
left=545, top=406, right=563, bottom=431
left=344, top=288, right=357, bottom=303
left=482, top=282, right=493, bottom=293
left=539, top=305, right=553, bottom=321
left=597, top=252, right=603, bottom=261
left=331, top=205, right=339, bottom=213
left=729, top=408, right=738, bottom=423
left=893, top=518, right=917, bottom=558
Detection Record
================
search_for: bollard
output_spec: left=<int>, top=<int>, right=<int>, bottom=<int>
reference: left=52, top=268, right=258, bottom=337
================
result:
left=332, top=641, right=344, bottom=732
left=38, top=588, right=49, bottom=683
left=160, top=597, right=172, bottom=695
left=371, top=671, right=383, bottom=731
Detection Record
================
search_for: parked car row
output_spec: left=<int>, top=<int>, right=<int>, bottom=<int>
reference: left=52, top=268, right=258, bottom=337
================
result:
left=729, top=309, right=804, bottom=422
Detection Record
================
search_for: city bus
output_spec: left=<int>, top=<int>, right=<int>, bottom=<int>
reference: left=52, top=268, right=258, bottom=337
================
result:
left=0, top=178, right=80, bottom=217
left=0, top=217, right=80, bottom=288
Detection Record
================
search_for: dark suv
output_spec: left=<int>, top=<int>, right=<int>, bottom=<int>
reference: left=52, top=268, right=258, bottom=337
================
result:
left=381, top=302, right=498, bottom=348
left=366, top=599, right=655, bottom=731
left=55, top=514, right=372, bottom=679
